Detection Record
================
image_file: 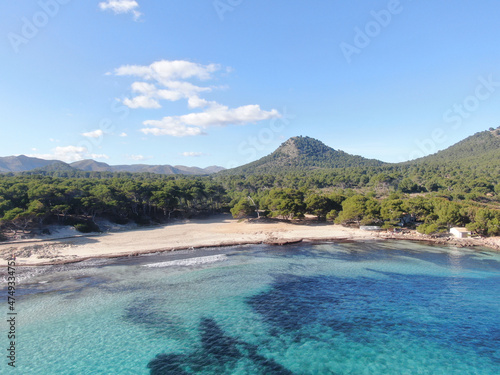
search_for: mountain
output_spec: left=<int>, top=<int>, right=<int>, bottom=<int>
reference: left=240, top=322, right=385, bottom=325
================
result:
left=0, top=155, right=60, bottom=173
left=31, top=161, right=76, bottom=172
left=406, top=128, right=500, bottom=168
left=0, top=156, right=225, bottom=175
left=70, top=160, right=112, bottom=172
left=3, top=130, right=497, bottom=176
left=199, top=165, right=226, bottom=174
left=224, top=136, right=385, bottom=174
left=71, top=161, right=224, bottom=175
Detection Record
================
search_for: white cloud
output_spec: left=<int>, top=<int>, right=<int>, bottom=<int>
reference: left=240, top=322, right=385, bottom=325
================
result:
left=183, top=104, right=281, bottom=128
left=188, top=96, right=209, bottom=109
left=112, top=59, right=282, bottom=136
left=123, top=96, right=161, bottom=109
left=119, top=132, right=128, bottom=137
left=131, top=81, right=156, bottom=94
left=120, top=80, right=188, bottom=109
left=90, top=153, right=110, bottom=160
left=114, top=60, right=219, bottom=82
left=99, top=0, right=142, bottom=20
left=142, top=122, right=205, bottom=137
left=181, top=152, right=205, bottom=157
left=29, top=146, right=109, bottom=163
left=141, top=104, right=281, bottom=137
left=127, top=154, right=150, bottom=161
left=113, top=60, right=218, bottom=109
left=118, top=78, right=213, bottom=110
left=82, top=129, right=104, bottom=138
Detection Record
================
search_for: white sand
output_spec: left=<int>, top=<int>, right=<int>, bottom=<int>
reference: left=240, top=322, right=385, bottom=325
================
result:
left=1, top=215, right=497, bottom=266
left=0, top=216, right=376, bottom=266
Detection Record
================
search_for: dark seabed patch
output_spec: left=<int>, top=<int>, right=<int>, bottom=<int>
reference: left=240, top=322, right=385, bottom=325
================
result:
left=123, top=297, right=187, bottom=338
left=247, top=271, right=500, bottom=363
left=147, top=317, right=293, bottom=374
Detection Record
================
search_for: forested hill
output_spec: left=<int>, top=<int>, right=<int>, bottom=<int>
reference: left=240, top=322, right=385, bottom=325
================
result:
left=405, top=129, right=500, bottom=169
left=224, top=129, right=500, bottom=176
left=224, top=136, right=385, bottom=175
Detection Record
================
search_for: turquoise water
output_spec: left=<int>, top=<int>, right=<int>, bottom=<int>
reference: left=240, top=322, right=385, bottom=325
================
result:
left=2, top=241, right=500, bottom=374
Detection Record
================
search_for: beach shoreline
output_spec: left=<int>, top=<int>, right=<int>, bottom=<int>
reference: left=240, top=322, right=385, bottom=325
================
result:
left=1, top=215, right=499, bottom=267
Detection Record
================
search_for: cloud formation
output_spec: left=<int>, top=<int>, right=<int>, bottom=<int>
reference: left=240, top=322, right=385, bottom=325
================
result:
left=29, top=146, right=109, bottom=163
left=112, top=59, right=281, bottom=137
left=142, top=104, right=281, bottom=137
left=82, top=129, right=104, bottom=138
left=114, top=60, right=219, bottom=82
left=181, top=152, right=205, bottom=157
left=127, top=154, right=150, bottom=161
left=99, top=0, right=142, bottom=20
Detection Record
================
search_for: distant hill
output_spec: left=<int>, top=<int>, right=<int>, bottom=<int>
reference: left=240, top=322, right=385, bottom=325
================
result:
left=224, top=136, right=385, bottom=174
left=0, top=155, right=60, bottom=173
left=3, top=130, right=498, bottom=177
left=0, top=156, right=225, bottom=175
left=406, top=129, right=500, bottom=168
left=194, top=165, right=226, bottom=174
left=32, top=161, right=76, bottom=173
left=70, top=160, right=112, bottom=172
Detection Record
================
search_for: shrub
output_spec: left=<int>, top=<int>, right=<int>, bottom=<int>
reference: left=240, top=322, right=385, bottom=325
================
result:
left=382, top=222, right=396, bottom=230
left=326, top=210, right=338, bottom=221
left=74, top=222, right=100, bottom=234
left=417, top=223, right=441, bottom=235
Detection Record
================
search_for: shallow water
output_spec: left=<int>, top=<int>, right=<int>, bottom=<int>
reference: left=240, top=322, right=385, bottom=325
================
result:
left=2, top=241, right=500, bottom=374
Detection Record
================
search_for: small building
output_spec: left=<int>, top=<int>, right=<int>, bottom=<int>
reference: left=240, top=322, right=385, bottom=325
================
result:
left=360, top=226, right=382, bottom=231
left=450, top=227, right=471, bottom=239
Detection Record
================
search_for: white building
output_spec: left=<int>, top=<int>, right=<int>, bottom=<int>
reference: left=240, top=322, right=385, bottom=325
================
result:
left=360, top=226, right=382, bottom=231
left=450, top=227, right=471, bottom=238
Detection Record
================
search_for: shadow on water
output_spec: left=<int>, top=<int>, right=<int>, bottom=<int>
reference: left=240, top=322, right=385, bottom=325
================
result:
left=247, top=271, right=500, bottom=364
left=7, top=273, right=111, bottom=299
left=147, top=318, right=294, bottom=375
left=122, top=297, right=187, bottom=339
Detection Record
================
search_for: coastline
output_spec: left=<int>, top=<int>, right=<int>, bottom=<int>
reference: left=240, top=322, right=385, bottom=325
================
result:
left=1, top=216, right=499, bottom=267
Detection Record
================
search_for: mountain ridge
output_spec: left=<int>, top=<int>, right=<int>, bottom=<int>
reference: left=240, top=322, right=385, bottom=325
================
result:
left=223, top=129, right=500, bottom=175
left=2, top=128, right=498, bottom=175
left=223, top=135, right=386, bottom=174
left=0, top=156, right=225, bottom=175
left=406, top=128, right=500, bottom=167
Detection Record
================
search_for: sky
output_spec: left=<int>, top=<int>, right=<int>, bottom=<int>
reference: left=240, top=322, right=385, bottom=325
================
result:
left=1, top=0, right=500, bottom=169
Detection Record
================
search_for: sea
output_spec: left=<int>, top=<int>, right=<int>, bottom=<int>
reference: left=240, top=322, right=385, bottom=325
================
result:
left=2, top=240, right=499, bottom=374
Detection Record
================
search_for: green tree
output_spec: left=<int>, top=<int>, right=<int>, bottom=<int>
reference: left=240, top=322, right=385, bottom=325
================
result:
left=435, top=200, right=463, bottom=228
left=466, top=209, right=500, bottom=236
left=230, top=198, right=255, bottom=219
left=380, top=199, right=404, bottom=222
left=398, top=178, right=419, bottom=193
left=267, top=189, right=306, bottom=219
left=335, top=195, right=368, bottom=225
left=305, top=194, right=331, bottom=220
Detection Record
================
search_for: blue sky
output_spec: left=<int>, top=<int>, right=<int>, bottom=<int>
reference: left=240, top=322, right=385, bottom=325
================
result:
left=1, top=0, right=500, bottom=168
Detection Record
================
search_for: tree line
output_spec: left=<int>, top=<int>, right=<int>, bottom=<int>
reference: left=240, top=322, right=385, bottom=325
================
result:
left=0, top=165, right=499, bottom=238
left=229, top=188, right=500, bottom=236
left=0, top=174, right=227, bottom=235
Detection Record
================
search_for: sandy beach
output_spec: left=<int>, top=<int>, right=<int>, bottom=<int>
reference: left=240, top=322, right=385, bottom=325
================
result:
left=1, top=215, right=499, bottom=266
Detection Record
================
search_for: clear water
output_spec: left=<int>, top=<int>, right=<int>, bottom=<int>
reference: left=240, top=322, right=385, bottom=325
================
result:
left=2, top=241, right=500, bottom=374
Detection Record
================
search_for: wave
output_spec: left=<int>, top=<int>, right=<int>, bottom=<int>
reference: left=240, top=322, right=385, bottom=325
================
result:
left=143, top=254, right=228, bottom=268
